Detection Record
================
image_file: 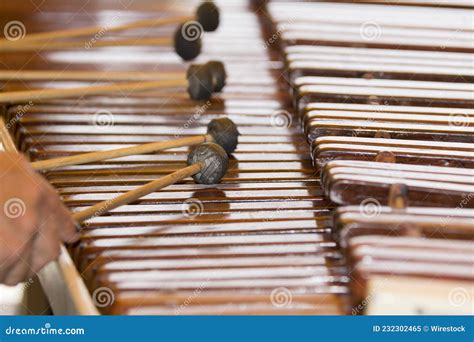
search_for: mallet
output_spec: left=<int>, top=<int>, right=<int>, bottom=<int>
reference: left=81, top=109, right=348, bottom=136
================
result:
left=70, top=142, right=228, bottom=224
left=188, top=61, right=227, bottom=92
left=0, top=2, right=219, bottom=61
left=0, top=61, right=226, bottom=103
left=0, top=61, right=226, bottom=84
left=1, top=2, right=219, bottom=43
left=31, top=118, right=239, bottom=171
left=1, top=36, right=200, bottom=61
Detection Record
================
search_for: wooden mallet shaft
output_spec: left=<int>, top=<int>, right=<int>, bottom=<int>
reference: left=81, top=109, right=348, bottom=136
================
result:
left=0, top=62, right=224, bottom=103
left=0, top=1, right=218, bottom=46
left=0, top=61, right=225, bottom=90
left=0, top=37, right=174, bottom=52
left=71, top=162, right=202, bottom=223
left=31, top=117, right=238, bottom=171
left=70, top=141, right=229, bottom=224
left=0, top=70, right=183, bottom=82
left=0, top=16, right=193, bottom=44
left=0, top=79, right=188, bottom=104
left=31, top=135, right=212, bottom=171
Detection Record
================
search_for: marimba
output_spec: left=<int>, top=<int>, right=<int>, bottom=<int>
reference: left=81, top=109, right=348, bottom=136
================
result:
left=265, top=0, right=473, bottom=315
left=0, top=0, right=472, bottom=315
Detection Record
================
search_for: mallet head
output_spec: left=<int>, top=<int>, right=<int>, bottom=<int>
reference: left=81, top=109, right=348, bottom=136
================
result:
left=174, top=22, right=202, bottom=61
left=187, top=64, right=213, bottom=101
left=187, top=142, right=228, bottom=184
left=196, top=1, right=220, bottom=32
left=207, top=118, right=239, bottom=154
left=188, top=61, right=227, bottom=94
left=206, top=61, right=226, bottom=92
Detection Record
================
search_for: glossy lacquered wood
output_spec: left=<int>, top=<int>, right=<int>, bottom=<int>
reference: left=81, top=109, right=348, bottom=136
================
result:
left=267, top=0, right=474, bottom=316
left=1, top=0, right=347, bottom=315
left=4, top=0, right=473, bottom=316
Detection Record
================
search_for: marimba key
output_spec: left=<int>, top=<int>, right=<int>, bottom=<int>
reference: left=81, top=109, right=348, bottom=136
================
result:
left=311, top=137, right=474, bottom=169
left=333, top=199, right=473, bottom=315
left=285, top=45, right=473, bottom=66
left=333, top=206, right=474, bottom=246
left=267, top=2, right=473, bottom=52
left=267, top=2, right=473, bottom=32
left=116, top=300, right=345, bottom=315
left=303, top=107, right=473, bottom=143
left=321, top=159, right=474, bottom=185
left=74, top=233, right=336, bottom=265
left=348, top=236, right=473, bottom=314
left=285, top=46, right=474, bottom=83
left=293, top=76, right=474, bottom=111
left=322, top=160, right=474, bottom=207
left=336, top=0, right=474, bottom=8
left=301, top=103, right=473, bottom=143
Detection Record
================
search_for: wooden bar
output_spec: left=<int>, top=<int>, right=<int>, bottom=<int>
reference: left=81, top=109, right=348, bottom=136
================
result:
left=1, top=0, right=472, bottom=316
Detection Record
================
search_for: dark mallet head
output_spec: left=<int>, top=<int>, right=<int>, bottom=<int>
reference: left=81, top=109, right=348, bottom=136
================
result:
left=207, top=118, right=239, bottom=154
left=206, top=61, right=226, bottom=92
left=187, top=64, right=213, bottom=101
left=174, top=22, right=202, bottom=61
left=187, top=142, right=228, bottom=184
left=196, top=2, right=220, bottom=32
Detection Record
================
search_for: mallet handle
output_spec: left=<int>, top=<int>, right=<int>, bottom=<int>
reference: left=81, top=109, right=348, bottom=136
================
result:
left=0, top=15, right=192, bottom=44
left=32, top=134, right=212, bottom=171
left=0, top=70, right=182, bottom=82
left=71, top=162, right=202, bottom=224
left=0, top=79, right=187, bottom=104
left=0, top=37, right=173, bottom=52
